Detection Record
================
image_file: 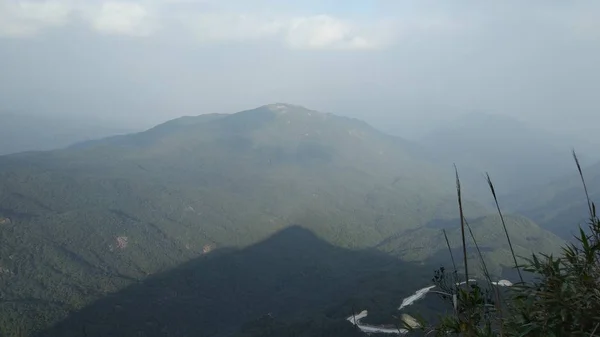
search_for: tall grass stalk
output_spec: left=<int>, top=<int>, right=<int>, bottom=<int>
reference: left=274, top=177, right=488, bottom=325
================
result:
left=464, top=218, right=493, bottom=288
left=455, top=165, right=470, bottom=287
left=465, top=218, right=505, bottom=336
left=443, top=229, right=458, bottom=274
left=442, top=228, right=460, bottom=316
left=486, top=173, right=523, bottom=283
left=573, top=150, right=594, bottom=218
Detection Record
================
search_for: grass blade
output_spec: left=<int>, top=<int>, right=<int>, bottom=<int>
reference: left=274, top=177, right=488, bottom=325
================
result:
left=464, top=218, right=492, bottom=287
left=455, top=165, right=469, bottom=287
left=443, top=229, right=458, bottom=274
left=573, top=150, right=594, bottom=218
left=486, top=172, right=523, bottom=283
left=464, top=217, right=505, bottom=335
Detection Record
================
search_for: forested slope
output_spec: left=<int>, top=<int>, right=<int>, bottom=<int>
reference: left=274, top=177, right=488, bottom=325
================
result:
left=0, top=104, right=561, bottom=336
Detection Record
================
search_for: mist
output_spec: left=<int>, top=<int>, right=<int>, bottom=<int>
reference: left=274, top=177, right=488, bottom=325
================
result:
left=1, top=0, right=599, bottom=141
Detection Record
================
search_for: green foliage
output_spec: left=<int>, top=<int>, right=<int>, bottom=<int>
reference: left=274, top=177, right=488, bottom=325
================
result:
left=505, top=217, right=600, bottom=336
left=409, top=155, right=600, bottom=337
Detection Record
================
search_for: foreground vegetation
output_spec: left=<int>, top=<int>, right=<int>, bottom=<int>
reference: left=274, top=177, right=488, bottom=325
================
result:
left=404, top=153, right=600, bottom=336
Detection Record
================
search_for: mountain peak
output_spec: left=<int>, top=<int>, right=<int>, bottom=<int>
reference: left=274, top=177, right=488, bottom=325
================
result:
left=259, top=103, right=320, bottom=116
left=263, top=103, right=309, bottom=111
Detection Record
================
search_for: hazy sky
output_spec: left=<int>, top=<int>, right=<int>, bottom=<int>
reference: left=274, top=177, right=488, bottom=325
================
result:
left=1, top=0, right=599, bottom=137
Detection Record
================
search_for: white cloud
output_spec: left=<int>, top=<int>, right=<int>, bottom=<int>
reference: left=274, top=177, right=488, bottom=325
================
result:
left=286, top=15, right=381, bottom=50
left=0, top=0, right=73, bottom=37
left=0, top=0, right=159, bottom=38
left=0, top=0, right=468, bottom=50
left=88, top=2, right=156, bottom=37
left=180, top=12, right=284, bottom=42
left=181, top=12, right=391, bottom=50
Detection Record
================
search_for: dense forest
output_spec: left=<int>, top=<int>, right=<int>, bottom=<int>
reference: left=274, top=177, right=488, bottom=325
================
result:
left=0, top=104, right=594, bottom=336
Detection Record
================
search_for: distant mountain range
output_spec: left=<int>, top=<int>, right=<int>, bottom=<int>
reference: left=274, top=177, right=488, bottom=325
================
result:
left=503, top=157, right=600, bottom=239
left=0, top=111, right=134, bottom=155
left=0, top=104, right=566, bottom=336
left=418, top=112, right=600, bottom=198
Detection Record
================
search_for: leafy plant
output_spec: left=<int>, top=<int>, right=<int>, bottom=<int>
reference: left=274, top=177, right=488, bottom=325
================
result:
left=505, top=152, right=600, bottom=336
left=406, top=152, right=600, bottom=336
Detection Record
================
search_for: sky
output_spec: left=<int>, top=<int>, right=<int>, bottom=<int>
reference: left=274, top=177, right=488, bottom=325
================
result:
left=1, top=0, right=599, bottom=138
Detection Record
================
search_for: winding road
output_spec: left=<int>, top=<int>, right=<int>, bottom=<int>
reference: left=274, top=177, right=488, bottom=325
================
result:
left=347, top=279, right=513, bottom=335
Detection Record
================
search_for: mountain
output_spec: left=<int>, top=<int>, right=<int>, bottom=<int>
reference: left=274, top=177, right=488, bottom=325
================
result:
left=503, top=158, right=600, bottom=239
left=418, top=112, right=599, bottom=198
left=0, top=111, right=134, bottom=155
left=376, top=214, right=563, bottom=277
left=0, top=104, right=560, bottom=336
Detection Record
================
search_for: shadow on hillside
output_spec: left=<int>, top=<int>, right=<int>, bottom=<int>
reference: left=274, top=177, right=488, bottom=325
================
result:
left=36, top=226, right=433, bottom=337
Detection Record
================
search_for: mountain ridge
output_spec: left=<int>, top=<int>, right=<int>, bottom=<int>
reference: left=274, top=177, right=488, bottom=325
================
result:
left=418, top=112, right=599, bottom=199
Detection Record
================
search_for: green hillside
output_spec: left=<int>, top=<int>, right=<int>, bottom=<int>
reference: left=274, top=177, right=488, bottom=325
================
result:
left=376, top=214, right=564, bottom=277
left=0, top=104, right=561, bottom=336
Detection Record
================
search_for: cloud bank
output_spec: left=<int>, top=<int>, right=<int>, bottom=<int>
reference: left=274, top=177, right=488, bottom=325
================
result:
left=1, top=0, right=599, bottom=140
left=0, top=0, right=460, bottom=50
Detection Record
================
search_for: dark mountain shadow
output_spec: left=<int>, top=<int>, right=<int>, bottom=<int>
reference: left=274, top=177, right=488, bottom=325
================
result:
left=36, top=226, right=433, bottom=337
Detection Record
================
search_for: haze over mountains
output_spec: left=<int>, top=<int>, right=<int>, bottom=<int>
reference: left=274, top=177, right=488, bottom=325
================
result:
left=0, top=111, right=135, bottom=155
left=2, top=0, right=600, bottom=334
left=417, top=112, right=600, bottom=200
left=0, top=104, right=576, bottom=336
left=5, top=0, right=600, bottom=334
left=504, top=159, right=600, bottom=240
